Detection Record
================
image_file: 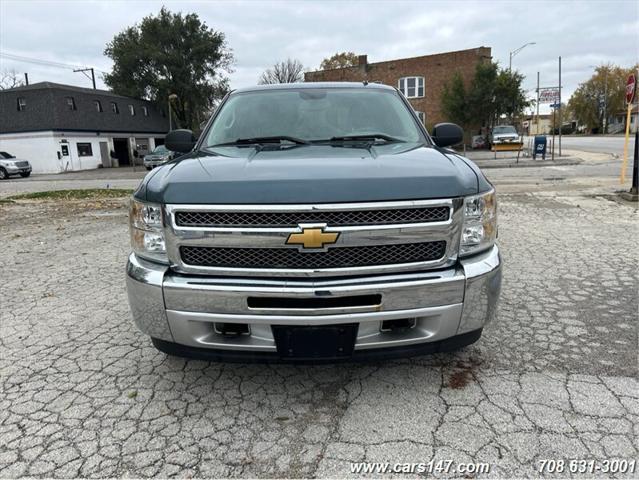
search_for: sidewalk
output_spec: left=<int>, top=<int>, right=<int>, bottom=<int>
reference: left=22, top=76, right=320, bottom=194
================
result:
left=458, top=149, right=582, bottom=169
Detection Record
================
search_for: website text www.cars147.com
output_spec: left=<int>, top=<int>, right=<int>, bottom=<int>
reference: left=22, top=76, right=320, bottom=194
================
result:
left=350, top=460, right=491, bottom=475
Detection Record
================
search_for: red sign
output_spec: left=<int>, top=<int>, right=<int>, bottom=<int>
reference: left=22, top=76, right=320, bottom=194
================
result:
left=626, top=74, right=636, bottom=104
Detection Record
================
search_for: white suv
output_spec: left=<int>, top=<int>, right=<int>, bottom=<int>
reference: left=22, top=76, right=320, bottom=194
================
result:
left=0, top=151, right=32, bottom=179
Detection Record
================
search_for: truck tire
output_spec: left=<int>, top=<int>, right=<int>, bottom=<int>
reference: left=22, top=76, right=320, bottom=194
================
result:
left=0, top=168, right=7, bottom=180
left=146, top=166, right=152, bottom=171
left=20, top=172, right=31, bottom=178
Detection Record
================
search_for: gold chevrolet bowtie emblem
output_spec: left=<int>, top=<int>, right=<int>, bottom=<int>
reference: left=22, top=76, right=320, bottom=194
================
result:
left=286, top=227, right=339, bottom=249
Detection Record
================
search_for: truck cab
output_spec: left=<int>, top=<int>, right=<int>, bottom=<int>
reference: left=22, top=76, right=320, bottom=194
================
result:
left=126, top=83, right=502, bottom=362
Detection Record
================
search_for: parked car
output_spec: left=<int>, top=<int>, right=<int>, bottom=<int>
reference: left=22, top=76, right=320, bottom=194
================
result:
left=143, top=145, right=175, bottom=170
left=126, top=83, right=502, bottom=362
left=0, top=151, right=32, bottom=179
left=489, top=125, right=519, bottom=146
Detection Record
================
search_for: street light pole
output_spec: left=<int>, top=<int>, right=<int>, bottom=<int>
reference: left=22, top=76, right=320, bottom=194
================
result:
left=509, top=42, right=536, bottom=72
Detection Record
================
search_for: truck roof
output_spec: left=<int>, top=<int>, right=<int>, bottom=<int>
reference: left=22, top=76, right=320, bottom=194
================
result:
left=233, top=82, right=396, bottom=94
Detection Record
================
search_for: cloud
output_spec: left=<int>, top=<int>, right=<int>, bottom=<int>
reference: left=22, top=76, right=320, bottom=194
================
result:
left=1, top=0, right=637, bottom=116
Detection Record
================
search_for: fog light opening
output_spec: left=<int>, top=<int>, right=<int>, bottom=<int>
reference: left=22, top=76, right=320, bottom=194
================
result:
left=380, top=318, right=417, bottom=333
left=214, top=323, right=251, bottom=337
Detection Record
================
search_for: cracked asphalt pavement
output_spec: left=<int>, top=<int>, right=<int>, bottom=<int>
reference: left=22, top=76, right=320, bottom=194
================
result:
left=0, top=188, right=637, bottom=478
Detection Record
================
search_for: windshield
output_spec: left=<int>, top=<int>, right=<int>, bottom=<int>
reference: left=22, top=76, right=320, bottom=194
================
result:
left=493, top=126, right=517, bottom=135
left=152, top=145, right=169, bottom=154
left=204, top=88, right=425, bottom=146
left=0, top=152, right=13, bottom=159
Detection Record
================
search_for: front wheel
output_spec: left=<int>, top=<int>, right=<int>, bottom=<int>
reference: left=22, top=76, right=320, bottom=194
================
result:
left=20, top=172, right=31, bottom=178
left=0, top=168, right=7, bottom=180
left=145, top=166, right=152, bottom=171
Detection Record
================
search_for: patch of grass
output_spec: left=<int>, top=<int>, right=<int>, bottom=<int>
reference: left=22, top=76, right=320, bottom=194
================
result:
left=127, top=390, right=138, bottom=399
left=7, top=188, right=134, bottom=201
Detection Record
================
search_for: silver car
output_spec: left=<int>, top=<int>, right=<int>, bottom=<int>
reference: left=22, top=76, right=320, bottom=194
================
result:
left=0, top=151, right=32, bottom=179
left=143, top=145, right=174, bottom=170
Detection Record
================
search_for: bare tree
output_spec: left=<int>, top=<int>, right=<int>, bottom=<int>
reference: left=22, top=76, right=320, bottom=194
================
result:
left=0, top=69, right=25, bottom=90
left=258, top=58, right=304, bottom=84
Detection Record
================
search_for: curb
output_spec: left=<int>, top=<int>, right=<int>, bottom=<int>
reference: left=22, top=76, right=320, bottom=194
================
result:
left=473, top=158, right=583, bottom=169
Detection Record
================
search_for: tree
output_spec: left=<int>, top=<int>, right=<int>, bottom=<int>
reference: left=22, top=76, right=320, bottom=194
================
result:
left=440, top=61, right=531, bottom=133
left=0, top=70, right=24, bottom=90
left=567, top=64, right=637, bottom=133
left=441, top=73, right=469, bottom=127
left=258, top=58, right=304, bottom=84
left=466, top=62, right=499, bottom=128
left=495, top=69, right=530, bottom=121
left=320, top=52, right=359, bottom=70
left=103, top=7, right=233, bottom=130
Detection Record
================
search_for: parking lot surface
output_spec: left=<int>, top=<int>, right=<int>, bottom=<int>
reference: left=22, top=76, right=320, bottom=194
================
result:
left=0, top=189, right=637, bottom=478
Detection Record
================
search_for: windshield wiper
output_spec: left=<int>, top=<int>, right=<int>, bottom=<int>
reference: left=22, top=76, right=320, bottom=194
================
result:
left=208, top=136, right=310, bottom=148
left=321, top=134, right=404, bottom=144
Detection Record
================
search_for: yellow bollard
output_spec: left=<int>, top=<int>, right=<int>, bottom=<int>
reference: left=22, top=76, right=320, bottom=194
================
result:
left=621, top=104, right=632, bottom=184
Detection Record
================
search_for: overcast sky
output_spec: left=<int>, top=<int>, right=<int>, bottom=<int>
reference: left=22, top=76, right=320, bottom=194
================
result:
left=1, top=0, right=637, bottom=114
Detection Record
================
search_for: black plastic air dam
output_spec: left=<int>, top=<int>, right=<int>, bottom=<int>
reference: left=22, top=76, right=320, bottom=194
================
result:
left=150, top=328, right=483, bottom=364
left=247, top=294, right=381, bottom=310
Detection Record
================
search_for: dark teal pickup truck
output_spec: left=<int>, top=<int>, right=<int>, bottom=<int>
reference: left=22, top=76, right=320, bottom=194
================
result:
left=126, top=82, right=501, bottom=362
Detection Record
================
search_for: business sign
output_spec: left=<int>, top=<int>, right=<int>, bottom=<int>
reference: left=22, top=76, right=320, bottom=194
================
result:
left=626, top=74, right=636, bottom=104
left=538, top=87, right=559, bottom=104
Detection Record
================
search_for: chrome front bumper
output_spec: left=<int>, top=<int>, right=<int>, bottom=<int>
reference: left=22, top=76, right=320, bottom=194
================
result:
left=126, top=246, right=502, bottom=354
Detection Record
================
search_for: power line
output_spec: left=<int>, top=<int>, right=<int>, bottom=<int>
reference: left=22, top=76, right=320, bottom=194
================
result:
left=0, top=51, right=107, bottom=73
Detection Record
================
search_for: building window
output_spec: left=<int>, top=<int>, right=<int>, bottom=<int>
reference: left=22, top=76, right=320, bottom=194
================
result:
left=398, top=76, right=425, bottom=98
left=416, top=111, right=425, bottom=124
left=111, top=102, right=119, bottom=114
left=142, top=106, right=149, bottom=117
left=94, top=100, right=103, bottom=112
left=128, top=104, right=135, bottom=116
left=76, top=143, right=93, bottom=157
left=66, top=96, right=77, bottom=111
left=17, top=97, right=26, bottom=111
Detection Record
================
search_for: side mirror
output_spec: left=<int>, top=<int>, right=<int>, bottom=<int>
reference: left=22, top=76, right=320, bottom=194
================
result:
left=165, top=129, right=196, bottom=153
left=431, top=123, right=463, bottom=148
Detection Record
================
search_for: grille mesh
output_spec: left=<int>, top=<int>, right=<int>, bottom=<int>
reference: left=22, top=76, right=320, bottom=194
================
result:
left=180, top=241, right=446, bottom=270
left=15, top=161, right=29, bottom=168
left=175, top=206, right=449, bottom=227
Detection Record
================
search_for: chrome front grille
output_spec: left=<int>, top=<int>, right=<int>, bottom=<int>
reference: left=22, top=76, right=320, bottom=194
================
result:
left=165, top=199, right=463, bottom=277
left=15, top=161, right=29, bottom=168
left=180, top=242, right=446, bottom=269
left=175, top=206, right=450, bottom=227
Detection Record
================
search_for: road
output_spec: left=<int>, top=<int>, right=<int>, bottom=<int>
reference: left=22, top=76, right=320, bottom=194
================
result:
left=525, top=135, right=636, bottom=156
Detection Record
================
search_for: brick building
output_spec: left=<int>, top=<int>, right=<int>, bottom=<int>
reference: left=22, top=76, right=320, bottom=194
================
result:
left=305, top=47, right=492, bottom=127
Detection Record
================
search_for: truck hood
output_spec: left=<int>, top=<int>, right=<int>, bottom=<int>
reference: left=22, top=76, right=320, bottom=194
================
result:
left=140, top=143, right=481, bottom=204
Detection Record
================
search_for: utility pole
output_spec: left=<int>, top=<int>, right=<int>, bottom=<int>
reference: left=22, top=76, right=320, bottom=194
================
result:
left=633, top=69, right=638, bottom=195
left=73, top=67, right=96, bottom=89
left=632, top=127, right=638, bottom=195
left=168, top=94, right=178, bottom=131
left=536, top=72, right=540, bottom=135
left=558, top=56, right=562, bottom=157
left=24, top=72, right=29, bottom=85
left=603, top=68, right=608, bottom=134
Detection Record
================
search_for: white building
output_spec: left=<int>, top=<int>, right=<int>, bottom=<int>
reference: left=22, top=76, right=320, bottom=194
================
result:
left=0, top=82, right=169, bottom=174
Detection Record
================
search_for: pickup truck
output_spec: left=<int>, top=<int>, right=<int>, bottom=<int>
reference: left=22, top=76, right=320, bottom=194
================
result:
left=126, top=82, right=502, bottom=362
left=489, top=125, right=520, bottom=146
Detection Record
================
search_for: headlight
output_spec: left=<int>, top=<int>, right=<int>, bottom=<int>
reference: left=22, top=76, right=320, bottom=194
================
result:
left=460, top=189, right=497, bottom=257
left=129, top=199, right=167, bottom=263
